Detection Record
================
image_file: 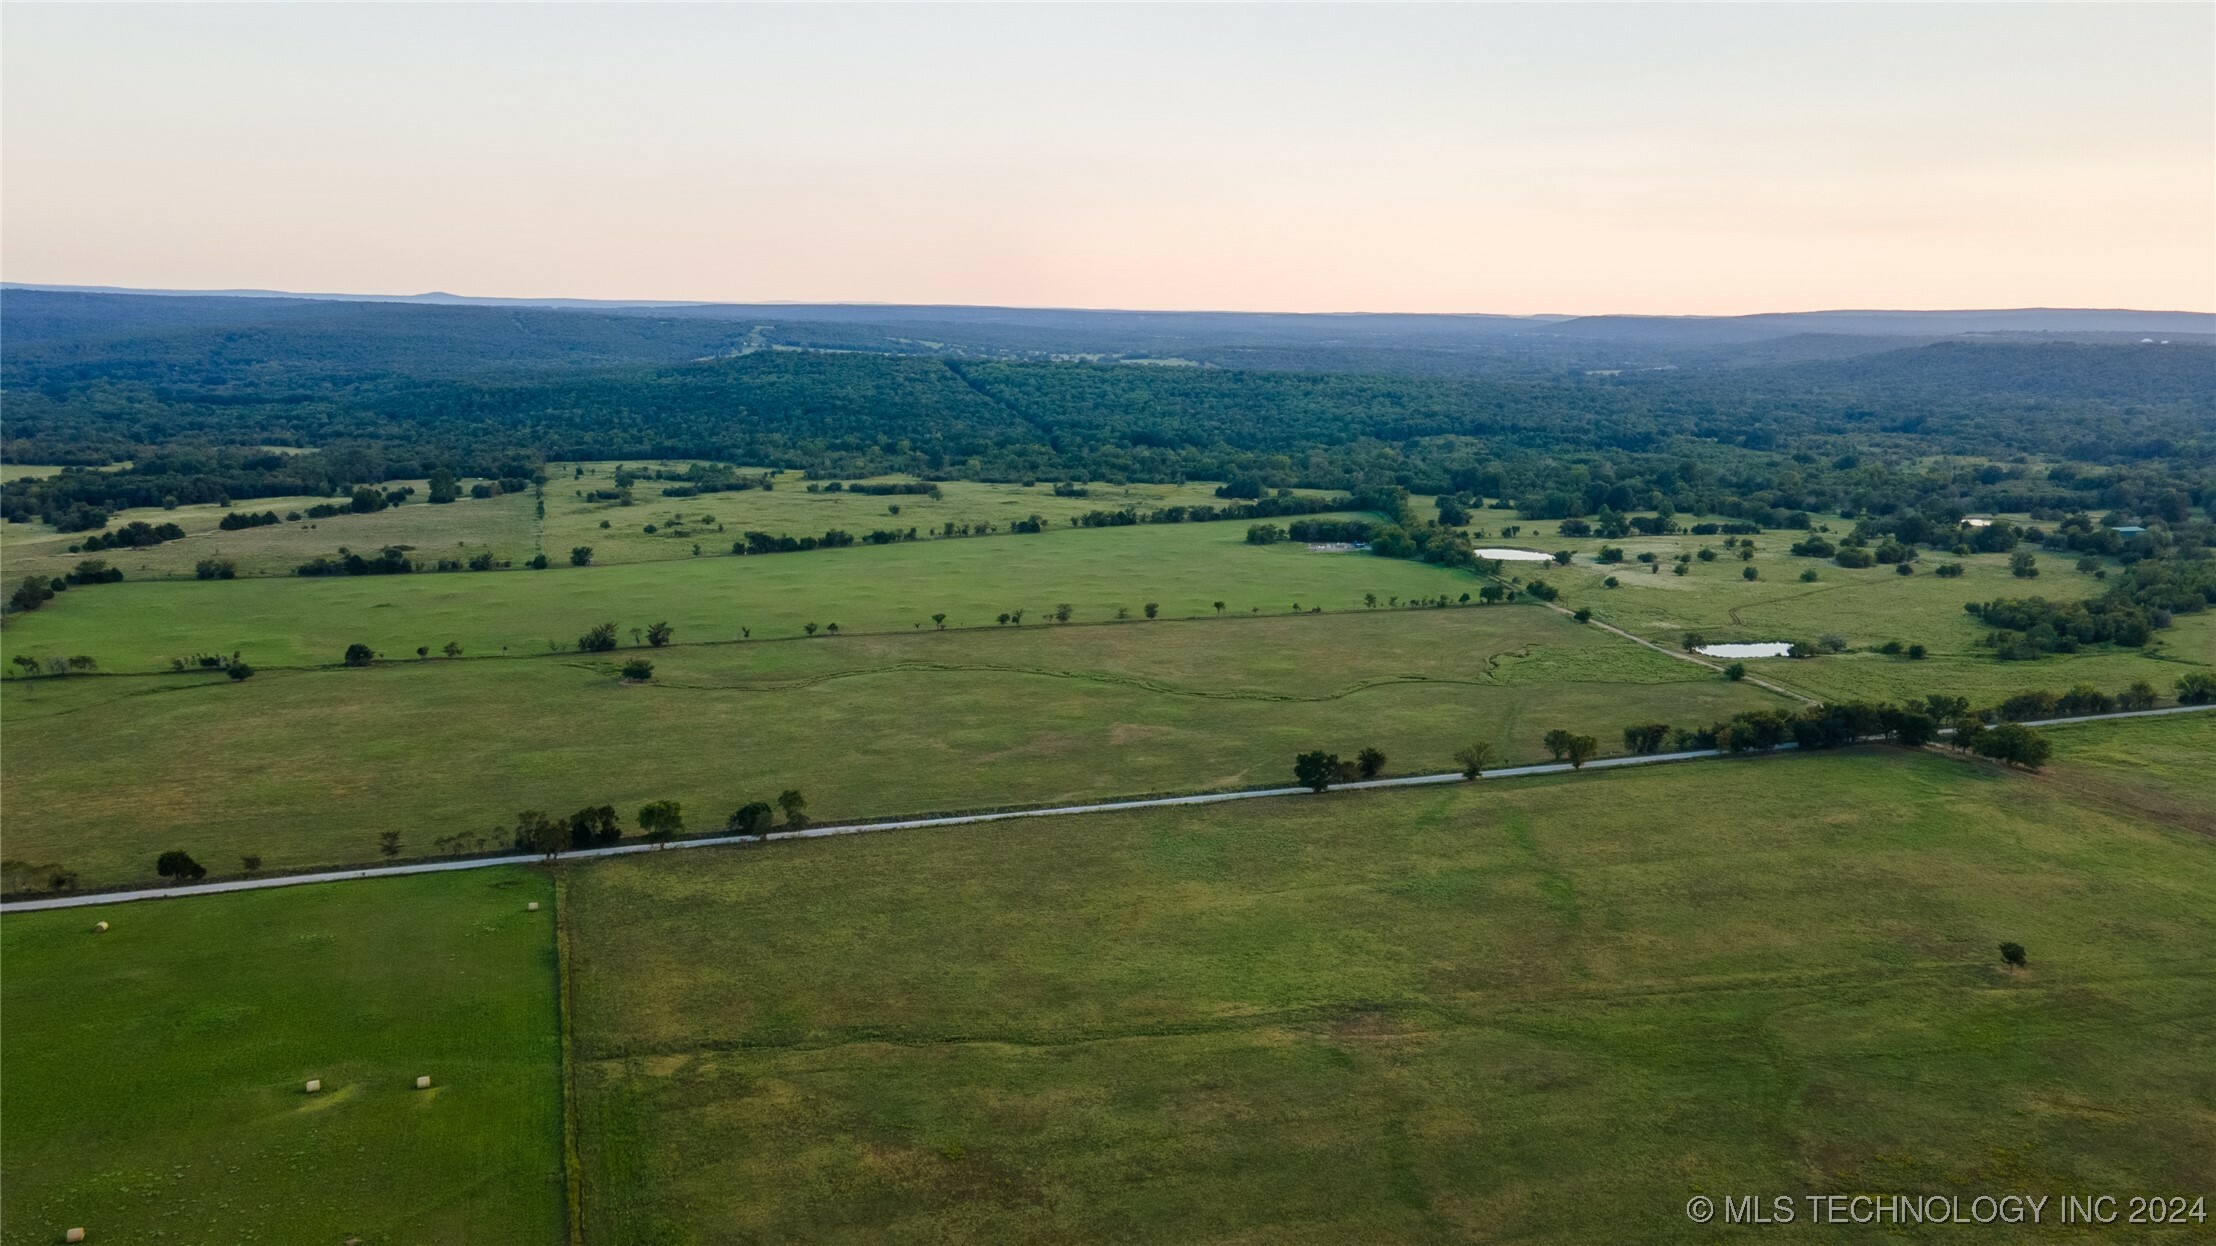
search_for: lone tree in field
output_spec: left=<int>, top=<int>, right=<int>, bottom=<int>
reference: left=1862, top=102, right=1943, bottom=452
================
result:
left=1144, top=602, right=1159, bottom=619
left=638, top=800, right=683, bottom=848
left=1294, top=751, right=1340, bottom=792
left=1742, top=566, right=1758, bottom=581
left=1999, top=942, right=2027, bottom=967
left=579, top=622, right=619, bottom=652
left=1454, top=742, right=1495, bottom=779
left=1054, top=603, right=1074, bottom=624
left=777, top=789, right=809, bottom=829
left=570, top=546, right=595, bottom=566
left=156, top=850, right=206, bottom=882
left=620, top=658, right=654, bottom=681
left=227, top=662, right=255, bottom=682
left=727, top=802, right=774, bottom=837
left=1213, top=601, right=1225, bottom=615
left=443, top=641, right=462, bottom=658
left=1356, top=747, right=1387, bottom=779
left=1563, top=734, right=1600, bottom=769
left=378, top=830, right=402, bottom=858
left=1723, top=662, right=1747, bottom=681
left=803, top=622, right=819, bottom=636
left=343, top=643, right=375, bottom=667
left=1542, top=729, right=1575, bottom=762
left=931, top=613, right=947, bottom=630
left=646, top=621, right=674, bottom=647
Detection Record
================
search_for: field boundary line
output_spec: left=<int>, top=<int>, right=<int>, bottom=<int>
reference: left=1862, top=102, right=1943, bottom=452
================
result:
left=5, top=704, right=2208, bottom=914
left=1542, top=600, right=1818, bottom=705
left=555, top=867, right=587, bottom=1246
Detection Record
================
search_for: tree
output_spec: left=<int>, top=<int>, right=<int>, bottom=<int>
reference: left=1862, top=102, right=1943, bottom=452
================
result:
left=417, top=646, right=430, bottom=659
left=240, top=854, right=262, bottom=874
left=2009, top=550, right=2039, bottom=578
left=1563, top=735, right=1600, bottom=769
left=777, top=789, right=809, bottom=829
left=1742, top=566, right=1758, bottom=581
left=443, top=641, right=463, bottom=658
left=638, top=800, right=683, bottom=848
left=227, top=662, right=255, bottom=681
left=1573, top=607, right=1592, bottom=622
left=1542, top=729, right=1574, bottom=761
left=514, top=810, right=569, bottom=859
left=803, top=622, right=819, bottom=636
left=621, top=657, right=654, bottom=681
left=1054, top=603, right=1074, bottom=623
left=2119, top=680, right=2159, bottom=711
left=2176, top=672, right=2216, bottom=705
left=1622, top=722, right=1670, bottom=754
left=1293, top=751, right=1339, bottom=792
left=1999, top=942, right=2027, bottom=967
left=570, top=546, right=595, bottom=566
left=1683, top=632, right=1706, bottom=652
left=1970, top=722, right=2052, bottom=770
left=1213, top=601, right=1225, bottom=615
left=1552, top=550, right=1573, bottom=566
left=1144, top=602, right=1159, bottom=619
left=155, top=850, right=206, bottom=882
left=579, top=622, right=619, bottom=652
left=343, top=643, right=375, bottom=667
left=646, top=621, right=674, bottom=647
left=1364, top=593, right=1378, bottom=609
left=931, top=613, right=946, bottom=630
left=1454, top=742, right=1494, bottom=779
left=1356, top=747, right=1386, bottom=779
left=1724, top=662, right=1747, bottom=681
left=727, top=802, right=774, bottom=837
left=378, top=830, right=402, bottom=858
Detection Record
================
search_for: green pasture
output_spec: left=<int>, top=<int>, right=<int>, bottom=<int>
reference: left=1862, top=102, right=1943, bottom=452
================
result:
left=566, top=716, right=2216, bottom=1243
left=0, top=478, right=536, bottom=586
left=0, top=868, right=564, bottom=1245
left=540, top=464, right=1280, bottom=566
left=0, top=606, right=1783, bottom=886
left=2, top=517, right=1490, bottom=672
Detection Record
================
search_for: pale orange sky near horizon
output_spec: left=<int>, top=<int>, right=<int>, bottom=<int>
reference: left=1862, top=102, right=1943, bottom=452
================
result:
left=4, top=3, right=2211, bottom=315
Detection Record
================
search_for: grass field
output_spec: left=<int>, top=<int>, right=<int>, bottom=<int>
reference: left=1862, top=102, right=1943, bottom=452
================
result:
left=564, top=714, right=2216, bottom=1243
left=539, top=465, right=1285, bottom=566
left=1, top=517, right=1496, bottom=672
left=0, top=867, right=564, bottom=1245
left=0, top=479, right=535, bottom=586
left=0, top=606, right=1784, bottom=886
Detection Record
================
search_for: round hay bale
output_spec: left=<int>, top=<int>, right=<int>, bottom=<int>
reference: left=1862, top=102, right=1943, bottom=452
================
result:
left=66, top=1229, right=86, bottom=1243
left=92, top=921, right=108, bottom=933
left=415, top=1075, right=432, bottom=1090
left=527, top=902, right=540, bottom=912
left=304, top=1079, right=322, bottom=1093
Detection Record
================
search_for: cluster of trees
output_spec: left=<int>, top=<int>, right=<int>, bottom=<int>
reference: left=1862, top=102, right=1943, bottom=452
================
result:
left=735, top=529, right=857, bottom=555
left=10, top=654, right=100, bottom=678
left=577, top=620, right=673, bottom=652
left=725, top=790, right=809, bottom=835
left=0, top=857, right=80, bottom=895
left=297, top=545, right=415, bottom=576
left=76, top=519, right=185, bottom=550
left=218, top=509, right=282, bottom=531
left=1292, top=747, right=1390, bottom=791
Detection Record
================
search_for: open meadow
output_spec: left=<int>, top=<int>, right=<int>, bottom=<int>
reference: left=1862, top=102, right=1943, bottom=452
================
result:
left=563, top=713, right=2216, bottom=1243
left=3, top=514, right=1489, bottom=671
left=0, top=867, right=564, bottom=1246
left=0, top=606, right=1783, bottom=887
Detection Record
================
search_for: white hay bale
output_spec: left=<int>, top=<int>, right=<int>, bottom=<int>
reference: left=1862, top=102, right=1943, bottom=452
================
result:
left=93, top=921, right=108, bottom=933
left=415, top=1075, right=432, bottom=1090
left=66, top=1230, right=85, bottom=1243
left=304, top=1079, right=322, bottom=1093
left=527, top=902, right=540, bottom=912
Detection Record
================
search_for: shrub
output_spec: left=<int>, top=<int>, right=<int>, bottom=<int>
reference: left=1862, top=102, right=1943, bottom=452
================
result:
left=2176, top=672, right=2216, bottom=705
left=1724, top=662, right=1746, bottom=681
left=1999, top=942, right=2027, bottom=967
left=1293, top=751, right=1339, bottom=792
left=155, top=850, right=206, bottom=882
left=342, top=643, right=375, bottom=667
left=620, top=658, right=654, bottom=681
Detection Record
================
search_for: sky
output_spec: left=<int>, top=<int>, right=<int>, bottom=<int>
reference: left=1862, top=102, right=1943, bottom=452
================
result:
left=3, top=3, right=2211, bottom=315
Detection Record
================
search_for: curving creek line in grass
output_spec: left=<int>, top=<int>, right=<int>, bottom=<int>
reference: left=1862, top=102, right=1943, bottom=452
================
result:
left=7, top=703, right=2209, bottom=915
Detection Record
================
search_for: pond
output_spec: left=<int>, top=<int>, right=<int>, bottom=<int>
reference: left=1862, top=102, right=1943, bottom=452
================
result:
left=1696, top=642, right=1793, bottom=659
left=1473, top=547, right=1556, bottom=563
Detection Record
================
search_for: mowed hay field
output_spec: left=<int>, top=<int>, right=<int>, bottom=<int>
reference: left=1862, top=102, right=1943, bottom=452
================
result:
left=1, top=517, right=1482, bottom=672
left=0, top=868, right=564, bottom=1246
left=566, top=715, right=2216, bottom=1244
left=0, top=607, right=1784, bottom=886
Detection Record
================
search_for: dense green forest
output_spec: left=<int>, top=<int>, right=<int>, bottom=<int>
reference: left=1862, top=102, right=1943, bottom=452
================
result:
left=3, top=291, right=2211, bottom=540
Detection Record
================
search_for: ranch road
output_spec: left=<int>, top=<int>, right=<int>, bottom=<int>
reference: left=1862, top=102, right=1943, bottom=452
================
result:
left=5, top=703, right=2210, bottom=914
